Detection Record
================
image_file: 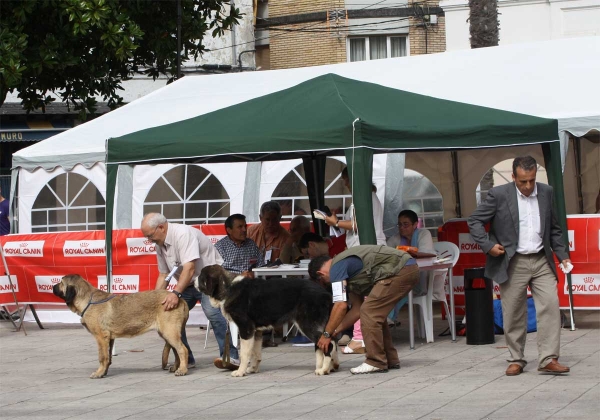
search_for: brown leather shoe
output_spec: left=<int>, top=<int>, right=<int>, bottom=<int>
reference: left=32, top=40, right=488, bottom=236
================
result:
left=506, top=364, right=524, bottom=376
left=538, top=359, right=570, bottom=374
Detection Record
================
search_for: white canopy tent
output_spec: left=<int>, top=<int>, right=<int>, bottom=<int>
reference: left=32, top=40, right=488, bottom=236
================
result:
left=11, top=36, right=600, bottom=232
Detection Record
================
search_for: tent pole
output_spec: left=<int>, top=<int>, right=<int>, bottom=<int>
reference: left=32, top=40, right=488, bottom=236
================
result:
left=573, top=137, right=584, bottom=214
left=105, top=161, right=118, bottom=294
left=451, top=151, right=462, bottom=218
left=302, top=156, right=326, bottom=236
left=345, top=147, right=376, bottom=245
left=542, top=141, right=575, bottom=330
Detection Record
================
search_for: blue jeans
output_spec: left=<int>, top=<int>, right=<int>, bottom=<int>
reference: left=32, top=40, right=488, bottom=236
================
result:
left=181, top=286, right=239, bottom=362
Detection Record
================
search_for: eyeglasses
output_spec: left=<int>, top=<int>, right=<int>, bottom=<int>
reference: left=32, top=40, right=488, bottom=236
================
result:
left=145, top=225, right=159, bottom=240
left=398, top=222, right=414, bottom=228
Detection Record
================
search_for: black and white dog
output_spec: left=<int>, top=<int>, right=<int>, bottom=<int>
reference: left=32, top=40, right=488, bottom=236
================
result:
left=198, top=265, right=339, bottom=377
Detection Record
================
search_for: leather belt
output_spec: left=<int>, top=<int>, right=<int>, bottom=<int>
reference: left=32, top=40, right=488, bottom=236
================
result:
left=517, top=249, right=544, bottom=256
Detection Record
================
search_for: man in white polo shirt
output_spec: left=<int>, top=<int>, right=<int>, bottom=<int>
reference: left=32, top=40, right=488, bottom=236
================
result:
left=141, top=213, right=240, bottom=370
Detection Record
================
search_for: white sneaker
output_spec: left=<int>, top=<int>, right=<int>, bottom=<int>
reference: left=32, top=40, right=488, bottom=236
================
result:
left=350, top=363, right=388, bottom=375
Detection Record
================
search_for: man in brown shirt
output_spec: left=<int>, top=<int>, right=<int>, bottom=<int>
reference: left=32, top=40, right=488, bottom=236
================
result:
left=247, top=201, right=290, bottom=264
left=280, top=215, right=311, bottom=264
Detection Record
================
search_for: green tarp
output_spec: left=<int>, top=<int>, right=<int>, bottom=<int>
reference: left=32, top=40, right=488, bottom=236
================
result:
left=108, top=74, right=558, bottom=164
left=105, top=74, right=565, bottom=285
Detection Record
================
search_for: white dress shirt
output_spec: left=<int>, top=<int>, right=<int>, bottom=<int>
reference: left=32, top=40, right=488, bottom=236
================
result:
left=515, top=184, right=543, bottom=254
left=344, top=191, right=387, bottom=248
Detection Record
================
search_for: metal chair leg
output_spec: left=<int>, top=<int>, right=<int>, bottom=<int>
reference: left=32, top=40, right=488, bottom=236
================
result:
left=204, top=321, right=211, bottom=349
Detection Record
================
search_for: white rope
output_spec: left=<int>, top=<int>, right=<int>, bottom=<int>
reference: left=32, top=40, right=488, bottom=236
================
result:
left=350, top=118, right=360, bottom=234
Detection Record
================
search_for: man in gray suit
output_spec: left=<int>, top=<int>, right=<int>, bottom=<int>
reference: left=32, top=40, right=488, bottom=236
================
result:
left=468, top=156, right=571, bottom=376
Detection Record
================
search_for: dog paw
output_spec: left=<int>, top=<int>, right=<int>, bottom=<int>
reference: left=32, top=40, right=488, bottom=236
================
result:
left=89, top=371, right=106, bottom=379
left=231, top=370, right=246, bottom=377
left=174, top=369, right=187, bottom=376
left=314, top=368, right=330, bottom=376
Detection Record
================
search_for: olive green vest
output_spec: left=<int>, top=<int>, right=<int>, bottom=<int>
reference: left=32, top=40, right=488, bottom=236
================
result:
left=331, top=245, right=412, bottom=296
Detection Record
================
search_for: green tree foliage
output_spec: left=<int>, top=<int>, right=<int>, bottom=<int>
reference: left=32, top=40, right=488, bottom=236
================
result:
left=0, top=0, right=241, bottom=118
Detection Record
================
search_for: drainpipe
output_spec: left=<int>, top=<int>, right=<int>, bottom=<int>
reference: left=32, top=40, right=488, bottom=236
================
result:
left=238, top=50, right=256, bottom=71
left=231, top=0, right=236, bottom=67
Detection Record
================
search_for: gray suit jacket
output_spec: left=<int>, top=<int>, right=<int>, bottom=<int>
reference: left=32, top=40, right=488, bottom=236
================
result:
left=467, top=182, right=569, bottom=284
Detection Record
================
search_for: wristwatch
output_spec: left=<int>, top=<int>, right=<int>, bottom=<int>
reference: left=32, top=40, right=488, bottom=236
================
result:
left=322, top=331, right=331, bottom=339
left=172, top=290, right=183, bottom=299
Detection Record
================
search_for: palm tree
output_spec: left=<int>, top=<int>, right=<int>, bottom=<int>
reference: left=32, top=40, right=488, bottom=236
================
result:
left=469, top=0, right=499, bottom=193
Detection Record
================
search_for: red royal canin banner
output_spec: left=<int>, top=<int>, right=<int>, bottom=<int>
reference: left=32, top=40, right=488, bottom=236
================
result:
left=438, top=215, right=600, bottom=312
left=0, top=223, right=292, bottom=306
left=3, top=218, right=595, bottom=310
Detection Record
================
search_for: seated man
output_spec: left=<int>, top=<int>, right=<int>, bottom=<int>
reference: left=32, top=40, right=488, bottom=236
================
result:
left=309, top=245, right=419, bottom=374
left=299, top=232, right=346, bottom=259
left=280, top=215, right=311, bottom=264
left=247, top=201, right=290, bottom=264
left=215, top=214, right=264, bottom=276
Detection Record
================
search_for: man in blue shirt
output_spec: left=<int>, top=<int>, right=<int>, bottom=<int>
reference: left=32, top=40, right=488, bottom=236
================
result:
left=0, top=188, right=9, bottom=236
left=215, top=214, right=264, bottom=275
left=309, top=245, right=419, bottom=374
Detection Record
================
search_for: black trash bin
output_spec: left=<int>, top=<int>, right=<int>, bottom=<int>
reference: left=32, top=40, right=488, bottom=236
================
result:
left=464, top=267, right=495, bottom=345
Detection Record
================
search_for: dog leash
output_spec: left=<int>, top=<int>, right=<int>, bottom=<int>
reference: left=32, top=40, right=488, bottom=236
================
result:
left=223, top=324, right=232, bottom=367
left=80, top=292, right=116, bottom=318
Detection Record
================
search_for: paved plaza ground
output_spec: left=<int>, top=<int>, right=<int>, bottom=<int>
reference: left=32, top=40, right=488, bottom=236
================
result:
left=0, top=308, right=598, bottom=420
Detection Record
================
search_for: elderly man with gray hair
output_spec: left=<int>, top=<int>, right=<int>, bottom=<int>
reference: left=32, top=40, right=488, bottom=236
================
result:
left=141, top=213, right=240, bottom=371
left=247, top=201, right=291, bottom=263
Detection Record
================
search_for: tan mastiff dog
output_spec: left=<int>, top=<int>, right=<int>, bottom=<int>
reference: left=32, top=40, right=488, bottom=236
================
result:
left=53, top=274, right=189, bottom=378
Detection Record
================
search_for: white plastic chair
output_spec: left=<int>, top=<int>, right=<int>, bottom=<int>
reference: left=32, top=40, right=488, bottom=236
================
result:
left=204, top=321, right=212, bottom=349
left=412, top=241, right=460, bottom=343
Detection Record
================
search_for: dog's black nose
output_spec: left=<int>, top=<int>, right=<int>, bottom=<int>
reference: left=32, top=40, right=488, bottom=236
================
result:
left=52, top=283, right=60, bottom=295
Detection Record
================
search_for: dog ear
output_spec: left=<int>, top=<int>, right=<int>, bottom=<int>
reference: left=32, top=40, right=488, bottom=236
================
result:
left=64, top=285, right=77, bottom=304
left=198, top=266, right=216, bottom=295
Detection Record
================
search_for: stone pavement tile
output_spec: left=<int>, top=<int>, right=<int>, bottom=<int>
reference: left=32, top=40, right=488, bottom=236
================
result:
left=548, top=384, right=600, bottom=419
left=239, top=389, right=345, bottom=420
left=1, top=312, right=598, bottom=420
left=488, top=378, right=599, bottom=419
left=1, top=404, right=98, bottom=420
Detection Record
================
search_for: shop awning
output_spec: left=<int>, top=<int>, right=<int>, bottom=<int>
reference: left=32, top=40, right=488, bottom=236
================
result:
left=0, top=121, right=71, bottom=142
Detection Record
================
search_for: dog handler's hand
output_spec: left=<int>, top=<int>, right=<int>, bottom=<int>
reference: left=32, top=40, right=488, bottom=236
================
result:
left=489, top=244, right=505, bottom=257
left=317, top=336, right=331, bottom=353
left=162, top=293, right=180, bottom=311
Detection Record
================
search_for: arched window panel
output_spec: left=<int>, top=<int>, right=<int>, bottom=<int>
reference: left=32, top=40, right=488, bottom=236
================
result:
left=144, top=165, right=230, bottom=224
left=272, top=159, right=351, bottom=220
left=145, top=177, right=181, bottom=202
left=477, top=159, right=548, bottom=205
left=402, top=170, right=443, bottom=238
left=31, top=173, right=105, bottom=232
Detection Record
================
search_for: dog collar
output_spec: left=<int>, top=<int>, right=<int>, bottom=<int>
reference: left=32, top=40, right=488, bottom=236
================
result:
left=80, top=292, right=117, bottom=319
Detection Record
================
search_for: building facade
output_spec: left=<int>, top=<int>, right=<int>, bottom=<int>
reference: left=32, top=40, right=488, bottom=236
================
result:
left=440, top=0, right=600, bottom=51
left=256, top=0, right=446, bottom=70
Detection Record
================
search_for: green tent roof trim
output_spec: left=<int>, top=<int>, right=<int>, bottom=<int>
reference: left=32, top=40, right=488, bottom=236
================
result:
left=107, top=74, right=558, bottom=165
